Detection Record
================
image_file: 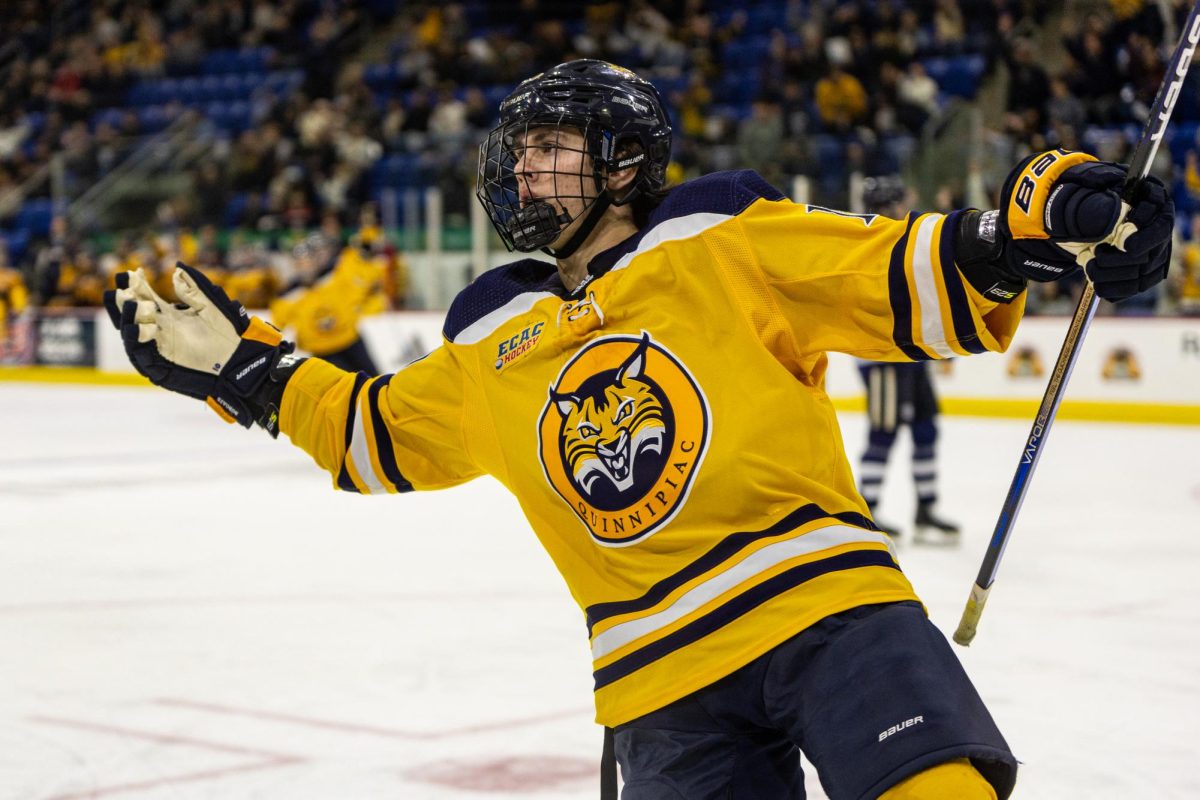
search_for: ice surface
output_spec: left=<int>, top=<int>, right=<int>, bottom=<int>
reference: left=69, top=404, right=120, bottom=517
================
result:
left=1, top=382, right=1198, bottom=799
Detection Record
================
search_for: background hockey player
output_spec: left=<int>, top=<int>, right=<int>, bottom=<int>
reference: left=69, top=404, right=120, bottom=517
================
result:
left=104, top=60, right=1173, bottom=799
left=856, top=174, right=961, bottom=545
left=269, top=231, right=383, bottom=374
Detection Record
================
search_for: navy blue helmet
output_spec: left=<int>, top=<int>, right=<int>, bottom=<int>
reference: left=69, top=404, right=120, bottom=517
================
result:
left=476, top=60, right=672, bottom=254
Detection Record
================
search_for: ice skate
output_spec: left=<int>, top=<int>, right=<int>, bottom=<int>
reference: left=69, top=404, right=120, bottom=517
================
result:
left=913, top=502, right=961, bottom=546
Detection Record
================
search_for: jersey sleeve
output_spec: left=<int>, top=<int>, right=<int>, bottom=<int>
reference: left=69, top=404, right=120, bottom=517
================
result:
left=278, top=343, right=483, bottom=493
left=731, top=196, right=1025, bottom=361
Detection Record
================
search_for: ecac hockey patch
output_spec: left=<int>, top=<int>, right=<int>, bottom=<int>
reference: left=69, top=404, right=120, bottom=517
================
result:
left=494, top=321, right=544, bottom=371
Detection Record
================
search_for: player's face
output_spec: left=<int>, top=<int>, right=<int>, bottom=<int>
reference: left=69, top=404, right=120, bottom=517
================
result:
left=510, top=126, right=595, bottom=220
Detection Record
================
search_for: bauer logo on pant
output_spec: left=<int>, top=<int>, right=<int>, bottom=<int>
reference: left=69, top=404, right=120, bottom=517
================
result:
left=538, top=332, right=711, bottom=547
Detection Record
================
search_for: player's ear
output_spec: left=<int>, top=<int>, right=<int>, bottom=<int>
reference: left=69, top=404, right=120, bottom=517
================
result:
left=607, top=163, right=638, bottom=194
left=606, top=142, right=643, bottom=196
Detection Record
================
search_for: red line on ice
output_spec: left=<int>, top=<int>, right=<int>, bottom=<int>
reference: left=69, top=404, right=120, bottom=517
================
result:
left=155, top=697, right=591, bottom=740
left=42, top=759, right=299, bottom=800
left=28, top=716, right=304, bottom=799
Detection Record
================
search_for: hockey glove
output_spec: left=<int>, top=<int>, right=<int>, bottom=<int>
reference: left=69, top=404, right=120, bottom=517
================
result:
left=997, top=149, right=1173, bottom=301
left=1081, top=176, right=1173, bottom=302
left=103, top=263, right=299, bottom=433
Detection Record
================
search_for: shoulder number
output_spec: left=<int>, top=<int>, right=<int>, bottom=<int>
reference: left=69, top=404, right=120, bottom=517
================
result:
left=804, top=205, right=879, bottom=227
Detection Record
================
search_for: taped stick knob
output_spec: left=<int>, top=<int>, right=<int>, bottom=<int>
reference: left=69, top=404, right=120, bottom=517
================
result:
left=953, top=583, right=992, bottom=646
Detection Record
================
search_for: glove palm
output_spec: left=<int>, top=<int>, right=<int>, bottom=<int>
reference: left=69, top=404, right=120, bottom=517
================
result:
left=104, top=263, right=293, bottom=427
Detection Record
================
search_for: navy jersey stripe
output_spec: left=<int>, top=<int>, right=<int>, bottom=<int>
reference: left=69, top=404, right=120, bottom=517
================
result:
left=938, top=210, right=988, bottom=355
left=336, top=372, right=370, bottom=492
left=593, top=549, right=900, bottom=691
left=584, top=503, right=877, bottom=635
left=887, top=215, right=933, bottom=361
left=366, top=374, right=414, bottom=493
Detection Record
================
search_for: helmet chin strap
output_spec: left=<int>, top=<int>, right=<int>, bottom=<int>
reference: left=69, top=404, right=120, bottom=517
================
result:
left=543, top=191, right=612, bottom=260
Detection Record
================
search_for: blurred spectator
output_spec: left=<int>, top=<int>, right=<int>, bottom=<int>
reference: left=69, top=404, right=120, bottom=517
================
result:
left=0, top=250, right=29, bottom=343
left=191, top=162, right=228, bottom=227
left=1176, top=214, right=1200, bottom=315
left=737, top=99, right=785, bottom=189
left=815, top=63, right=869, bottom=132
left=43, top=247, right=106, bottom=308
left=1063, top=17, right=1123, bottom=124
left=1004, top=35, right=1050, bottom=128
left=932, top=0, right=967, bottom=53
left=428, top=88, right=468, bottom=140
left=897, top=62, right=940, bottom=130
left=0, top=0, right=1190, bottom=323
left=1046, top=75, right=1087, bottom=136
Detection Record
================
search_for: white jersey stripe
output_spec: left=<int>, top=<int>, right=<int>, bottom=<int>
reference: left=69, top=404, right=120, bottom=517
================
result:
left=453, top=290, right=558, bottom=345
left=911, top=215, right=956, bottom=358
left=590, top=524, right=895, bottom=661
left=347, top=386, right=388, bottom=494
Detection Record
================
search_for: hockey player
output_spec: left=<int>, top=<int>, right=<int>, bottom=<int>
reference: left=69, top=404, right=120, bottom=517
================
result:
left=105, top=60, right=1172, bottom=799
left=269, top=232, right=381, bottom=374
left=856, top=175, right=961, bottom=545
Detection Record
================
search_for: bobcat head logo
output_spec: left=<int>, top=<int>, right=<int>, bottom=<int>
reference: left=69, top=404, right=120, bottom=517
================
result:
left=550, top=335, right=670, bottom=502
left=538, top=333, right=711, bottom=547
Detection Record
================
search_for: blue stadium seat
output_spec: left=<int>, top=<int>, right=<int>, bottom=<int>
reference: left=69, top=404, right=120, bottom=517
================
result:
left=1168, top=122, right=1200, bottom=164
left=483, top=85, right=510, bottom=109
left=747, top=4, right=788, bottom=35
left=737, top=38, right=772, bottom=70
left=263, top=70, right=304, bottom=93
left=1174, top=71, right=1200, bottom=123
left=136, top=105, right=170, bottom=133
left=201, top=49, right=236, bottom=74
left=365, top=63, right=394, bottom=88
left=22, top=111, right=46, bottom=135
left=238, top=47, right=273, bottom=72
left=205, top=101, right=230, bottom=129
left=227, top=101, right=252, bottom=133
left=99, top=107, right=125, bottom=132
left=814, top=135, right=848, bottom=197
left=1, top=229, right=31, bottom=262
left=199, top=75, right=223, bottom=102
left=126, top=82, right=156, bottom=106
left=224, top=192, right=249, bottom=226
left=716, top=71, right=761, bottom=104
left=649, top=75, right=688, bottom=98
left=922, top=55, right=986, bottom=100
left=16, top=199, right=54, bottom=237
left=173, top=76, right=199, bottom=104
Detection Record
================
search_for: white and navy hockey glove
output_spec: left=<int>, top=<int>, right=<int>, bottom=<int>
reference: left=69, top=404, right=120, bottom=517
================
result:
left=103, top=263, right=303, bottom=435
left=957, top=149, right=1174, bottom=303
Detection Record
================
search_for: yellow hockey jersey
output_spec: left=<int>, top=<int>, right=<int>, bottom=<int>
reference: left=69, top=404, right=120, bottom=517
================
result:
left=278, top=171, right=1025, bottom=726
left=270, top=247, right=386, bottom=356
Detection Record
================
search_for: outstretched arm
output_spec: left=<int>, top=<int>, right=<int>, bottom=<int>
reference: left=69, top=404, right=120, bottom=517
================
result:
left=732, top=150, right=1172, bottom=362
left=105, top=264, right=483, bottom=493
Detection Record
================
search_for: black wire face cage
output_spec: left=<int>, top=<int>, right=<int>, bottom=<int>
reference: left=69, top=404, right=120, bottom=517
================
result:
left=476, top=115, right=618, bottom=253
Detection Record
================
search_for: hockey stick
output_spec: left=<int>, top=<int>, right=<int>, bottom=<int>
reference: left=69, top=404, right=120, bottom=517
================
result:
left=952, top=3, right=1200, bottom=647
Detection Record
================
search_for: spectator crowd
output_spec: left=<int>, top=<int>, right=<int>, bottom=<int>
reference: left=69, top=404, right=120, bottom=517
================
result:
left=2, top=0, right=1200, bottom=326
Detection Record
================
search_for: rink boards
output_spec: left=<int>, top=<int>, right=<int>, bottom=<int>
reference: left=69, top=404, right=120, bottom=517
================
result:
left=2, top=310, right=1198, bottom=424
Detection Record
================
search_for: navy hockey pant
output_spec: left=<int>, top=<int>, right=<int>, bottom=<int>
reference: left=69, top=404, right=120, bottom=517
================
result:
left=613, top=601, right=1016, bottom=800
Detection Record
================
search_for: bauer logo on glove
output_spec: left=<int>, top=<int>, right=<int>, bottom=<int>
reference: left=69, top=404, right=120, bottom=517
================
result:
left=102, top=263, right=295, bottom=428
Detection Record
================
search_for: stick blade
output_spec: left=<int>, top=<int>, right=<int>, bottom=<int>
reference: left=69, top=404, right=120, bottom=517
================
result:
left=953, top=583, right=992, bottom=646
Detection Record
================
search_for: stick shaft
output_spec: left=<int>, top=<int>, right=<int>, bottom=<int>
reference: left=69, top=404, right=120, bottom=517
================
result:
left=953, top=3, right=1200, bottom=647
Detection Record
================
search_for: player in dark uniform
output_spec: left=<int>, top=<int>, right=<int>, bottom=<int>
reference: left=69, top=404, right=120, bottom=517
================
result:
left=104, top=61, right=1173, bottom=799
left=857, top=176, right=961, bottom=544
